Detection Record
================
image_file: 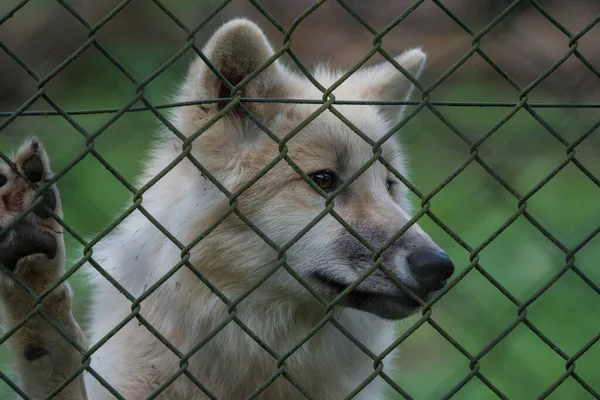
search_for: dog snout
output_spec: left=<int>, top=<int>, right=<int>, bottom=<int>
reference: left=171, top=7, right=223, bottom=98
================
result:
left=407, top=249, right=454, bottom=294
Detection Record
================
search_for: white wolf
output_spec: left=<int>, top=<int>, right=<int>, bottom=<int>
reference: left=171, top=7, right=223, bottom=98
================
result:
left=0, top=19, right=453, bottom=399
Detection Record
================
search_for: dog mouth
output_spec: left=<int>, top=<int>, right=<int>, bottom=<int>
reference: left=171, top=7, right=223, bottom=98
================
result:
left=311, top=272, right=424, bottom=320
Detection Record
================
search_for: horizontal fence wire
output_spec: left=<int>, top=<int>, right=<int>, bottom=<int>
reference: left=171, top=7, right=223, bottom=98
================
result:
left=0, top=0, right=599, bottom=399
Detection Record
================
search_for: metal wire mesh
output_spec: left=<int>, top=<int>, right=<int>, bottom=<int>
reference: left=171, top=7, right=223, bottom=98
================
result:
left=0, top=0, right=599, bottom=399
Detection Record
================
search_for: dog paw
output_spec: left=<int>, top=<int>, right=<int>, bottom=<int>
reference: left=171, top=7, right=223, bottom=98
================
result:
left=0, top=138, right=64, bottom=275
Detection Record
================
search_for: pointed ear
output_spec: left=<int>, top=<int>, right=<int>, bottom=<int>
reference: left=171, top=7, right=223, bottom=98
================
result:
left=348, top=48, right=426, bottom=122
left=182, top=19, right=286, bottom=115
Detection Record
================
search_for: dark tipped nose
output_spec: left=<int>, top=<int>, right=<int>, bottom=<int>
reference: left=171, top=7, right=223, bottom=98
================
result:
left=407, top=250, right=454, bottom=293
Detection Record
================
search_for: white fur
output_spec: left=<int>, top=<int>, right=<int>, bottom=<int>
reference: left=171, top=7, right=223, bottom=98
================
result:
left=0, top=19, right=445, bottom=400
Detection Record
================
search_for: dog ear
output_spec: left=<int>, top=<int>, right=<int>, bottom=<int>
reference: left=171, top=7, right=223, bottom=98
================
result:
left=181, top=19, right=287, bottom=117
left=344, top=49, right=426, bottom=123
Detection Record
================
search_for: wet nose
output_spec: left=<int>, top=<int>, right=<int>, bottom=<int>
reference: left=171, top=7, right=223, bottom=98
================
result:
left=407, top=250, right=454, bottom=294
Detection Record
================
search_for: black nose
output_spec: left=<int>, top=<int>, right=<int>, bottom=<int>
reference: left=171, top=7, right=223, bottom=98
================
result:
left=407, top=250, right=454, bottom=294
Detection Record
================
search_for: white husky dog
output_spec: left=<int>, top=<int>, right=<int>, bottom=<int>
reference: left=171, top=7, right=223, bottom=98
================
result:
left=0, top=19, right=453, bottom=399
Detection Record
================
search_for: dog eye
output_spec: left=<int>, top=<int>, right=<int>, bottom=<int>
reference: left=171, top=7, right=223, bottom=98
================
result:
left=386, top=179, right=396, bottom=191
left=309, top=170, right=339, bottom=192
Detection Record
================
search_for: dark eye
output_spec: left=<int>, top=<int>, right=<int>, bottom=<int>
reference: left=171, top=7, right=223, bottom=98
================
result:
left=386, top=179, right=396, bottom=191
left=309, top=170, right=339, bottom=192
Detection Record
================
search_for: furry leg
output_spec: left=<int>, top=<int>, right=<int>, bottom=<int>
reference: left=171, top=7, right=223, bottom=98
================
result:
left=0, top=139, right=87, bottom=399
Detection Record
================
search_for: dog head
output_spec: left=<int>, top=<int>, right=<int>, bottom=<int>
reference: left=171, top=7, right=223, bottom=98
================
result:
left=172, top=19, right=454, bottom=320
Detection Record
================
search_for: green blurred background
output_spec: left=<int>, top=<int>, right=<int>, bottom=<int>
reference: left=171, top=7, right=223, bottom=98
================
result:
left=1, top=0, right=599, bottom=399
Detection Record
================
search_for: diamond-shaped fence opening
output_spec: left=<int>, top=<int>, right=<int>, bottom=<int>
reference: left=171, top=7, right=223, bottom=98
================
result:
left=0, top=0, right=599, bottom=399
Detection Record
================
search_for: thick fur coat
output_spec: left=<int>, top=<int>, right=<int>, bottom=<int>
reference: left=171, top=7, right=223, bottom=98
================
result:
left=0, top=19, right=453, bottom=399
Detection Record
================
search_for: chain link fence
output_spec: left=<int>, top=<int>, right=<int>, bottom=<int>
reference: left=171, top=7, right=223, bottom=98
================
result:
left=0, top=0, right=599, bottom=399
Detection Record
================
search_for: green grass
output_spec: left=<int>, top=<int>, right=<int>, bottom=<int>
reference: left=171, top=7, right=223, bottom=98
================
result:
left=1, top=49, right=599, bottom=399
